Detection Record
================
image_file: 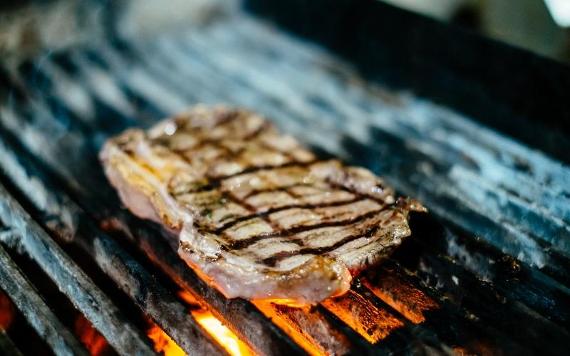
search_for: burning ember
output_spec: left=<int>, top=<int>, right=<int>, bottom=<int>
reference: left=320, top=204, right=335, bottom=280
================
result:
left=74, top=315, right=111, bottom=356
left=0, top=290, right=14, bottom=331
left=322, top=290, right=404, bottom=344
left=147, top=288, right=253, bottom=356
left=178, top=291, right=252, bottom=356
left=254, top=301, right=336, bottom=356
left=147, top=323, right=185, bottom=356
left=191, top=310, right=252, bottom=356
left=363, top=275, right=438, bottom=324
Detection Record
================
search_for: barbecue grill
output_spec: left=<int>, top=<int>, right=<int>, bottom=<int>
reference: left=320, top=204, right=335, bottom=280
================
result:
left=0, top=0, right=569, bottom=355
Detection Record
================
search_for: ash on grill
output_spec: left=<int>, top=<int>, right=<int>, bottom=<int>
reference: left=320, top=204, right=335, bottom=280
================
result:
left=0, top=0, right=569, bottom=355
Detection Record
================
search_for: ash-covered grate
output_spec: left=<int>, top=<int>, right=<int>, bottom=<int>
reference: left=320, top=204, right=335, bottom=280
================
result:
left=0, top=2, right=569, bottom=356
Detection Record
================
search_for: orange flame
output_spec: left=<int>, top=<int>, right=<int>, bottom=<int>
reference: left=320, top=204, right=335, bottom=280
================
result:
left=74, top=315, right=110, bottom=356
left=191, top=310, right=252, bottom=356
left=177, top=291, right=252, bottom=356
left=0, top=290, right=14, bottom=331
left=362, top=275, right=438, bottom=324
left=176, top=290, right=201, bottom=307
left=147, top=323, right=185, bottom=356
left=322, top=290, right=404, bottom=344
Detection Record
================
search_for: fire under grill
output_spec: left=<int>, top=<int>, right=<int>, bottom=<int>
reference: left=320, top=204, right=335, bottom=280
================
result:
left=0, top=1, right=569, bottom=355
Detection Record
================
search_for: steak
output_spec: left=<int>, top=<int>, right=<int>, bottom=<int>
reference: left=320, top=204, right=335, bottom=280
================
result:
left=100, top=105, right=425, bottom=305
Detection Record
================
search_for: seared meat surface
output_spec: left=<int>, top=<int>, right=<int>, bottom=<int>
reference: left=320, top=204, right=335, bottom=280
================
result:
left=100, top=106, right=424, bottom=304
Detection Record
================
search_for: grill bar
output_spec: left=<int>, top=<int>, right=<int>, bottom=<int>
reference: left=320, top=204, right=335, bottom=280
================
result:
left=408, top=219, right=570, bottom=329
left=357, top=274, right=529, bottom=355
left=0, top=243, right=88, bottom=356
left=0, top=182, right=156, bottom=356
left=387, top=233, right=570, bottom=352
left=252, top=301, right=353, bottom=355
left=0, top=122, right=230, bottom=355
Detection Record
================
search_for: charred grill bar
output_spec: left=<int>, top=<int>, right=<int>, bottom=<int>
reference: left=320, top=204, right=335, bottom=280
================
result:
left=0, top=0, right=569, bottom=355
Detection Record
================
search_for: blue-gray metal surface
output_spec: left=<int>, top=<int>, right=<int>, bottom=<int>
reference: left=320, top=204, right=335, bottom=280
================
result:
left=0, top=8, right=568, bottom=356
left=0, top=242, right=88, bottom=356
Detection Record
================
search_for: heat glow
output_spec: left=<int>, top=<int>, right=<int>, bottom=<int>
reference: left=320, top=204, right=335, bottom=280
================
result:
left=362, top=275, right=438, bottom=324
left=253, top=300, right=328, bottom=356
left=322, top=290, right=404, bottom=344
left=147, top=323, right=185, bottom=356
left=178, top=291, right=252, bottom=356
left=0, top=290, right=14, bottom=330
left=74, top=315, right=109, bottom=356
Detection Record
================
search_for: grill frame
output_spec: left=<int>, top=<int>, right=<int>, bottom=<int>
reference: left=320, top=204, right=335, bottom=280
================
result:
left=0, top=2, right=569, bottom=355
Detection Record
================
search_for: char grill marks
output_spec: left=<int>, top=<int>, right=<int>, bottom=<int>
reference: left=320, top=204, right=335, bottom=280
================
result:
left=119, top=106, right=403, bottom=269
left=223, top=206, right=392, bottom=251
left=213, top=196, right=365, bottom=234
left=149, top=107, right=316, bottom=183
left=103, top=105, right=420, bottom=302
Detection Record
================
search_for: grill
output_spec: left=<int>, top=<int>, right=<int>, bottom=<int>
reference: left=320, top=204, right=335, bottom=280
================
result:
left=0, top=0, right=569, bottom=355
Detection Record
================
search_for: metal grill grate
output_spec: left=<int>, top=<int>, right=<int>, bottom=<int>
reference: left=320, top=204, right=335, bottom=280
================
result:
left=0, top=4, right=569, bottom=356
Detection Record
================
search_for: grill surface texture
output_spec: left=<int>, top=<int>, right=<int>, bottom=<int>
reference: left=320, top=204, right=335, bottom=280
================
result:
left=0, top=2, right=568, bottom=355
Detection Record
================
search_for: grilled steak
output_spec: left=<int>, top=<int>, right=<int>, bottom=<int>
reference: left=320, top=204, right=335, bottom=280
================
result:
left=100, top=105, right=425, bottom=305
